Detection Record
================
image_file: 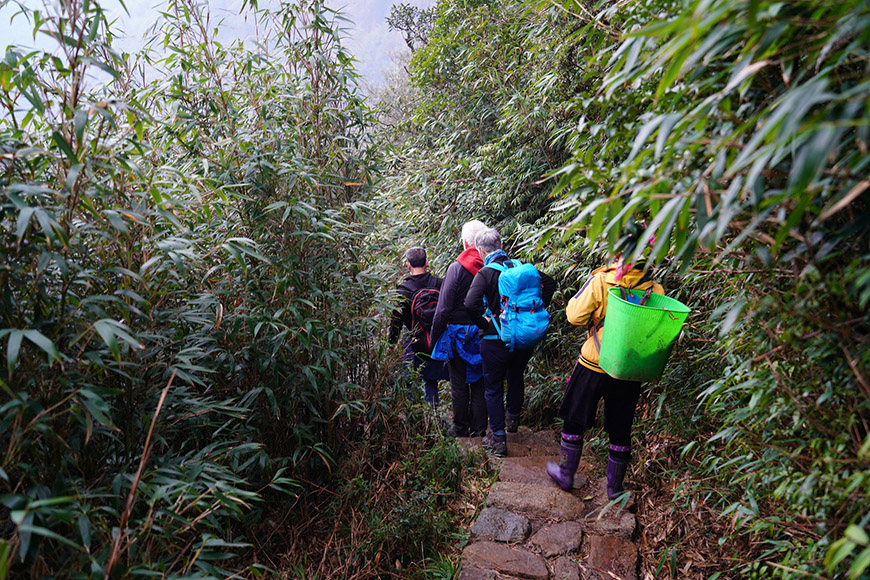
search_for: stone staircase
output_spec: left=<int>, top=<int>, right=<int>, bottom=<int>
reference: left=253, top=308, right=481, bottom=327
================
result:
left=456, top=428, right=640, bottom=580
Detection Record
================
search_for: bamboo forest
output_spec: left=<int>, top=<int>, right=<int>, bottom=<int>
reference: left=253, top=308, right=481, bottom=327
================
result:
left=0, top=0, right=868, bottom=578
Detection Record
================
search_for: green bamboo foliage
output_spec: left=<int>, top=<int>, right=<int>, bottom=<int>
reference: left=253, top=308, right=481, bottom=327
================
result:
left=551, top=0, right=870, bottom=270
left=0, top=0, right=384, bottom=576
left=373, top=0, right=574, bottom=258
left=541, top=1, right=870, bottom=576
left=378, top=0, right=869, bottom=576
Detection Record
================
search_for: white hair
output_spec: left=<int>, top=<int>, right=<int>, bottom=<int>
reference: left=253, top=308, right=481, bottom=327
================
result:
left=461, top=220, right=487, bottom=247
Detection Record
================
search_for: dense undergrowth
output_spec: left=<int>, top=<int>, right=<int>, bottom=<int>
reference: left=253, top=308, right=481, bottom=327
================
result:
left=0, top=1, right=480, bottom=578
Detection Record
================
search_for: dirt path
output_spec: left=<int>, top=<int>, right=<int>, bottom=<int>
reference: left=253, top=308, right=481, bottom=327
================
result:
left=457, top=428, right=640, bottom=580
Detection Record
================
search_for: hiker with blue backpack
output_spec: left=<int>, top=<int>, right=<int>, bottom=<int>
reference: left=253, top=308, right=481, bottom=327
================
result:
left=464, top=228, right=557, bottom=457
left=547, top=230, right=663, bottom=499
left=389, top=246, right=449, bottom=406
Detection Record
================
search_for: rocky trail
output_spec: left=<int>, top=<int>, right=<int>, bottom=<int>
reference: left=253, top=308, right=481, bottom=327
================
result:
left=456, top=428, right=640, bottom=580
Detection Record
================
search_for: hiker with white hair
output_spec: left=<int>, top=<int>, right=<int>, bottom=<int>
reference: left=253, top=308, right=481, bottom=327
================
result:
left=431, top=220, right=489, bottom=437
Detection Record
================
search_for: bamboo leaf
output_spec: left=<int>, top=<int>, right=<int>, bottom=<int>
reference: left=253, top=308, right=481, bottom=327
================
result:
left=654, top=114, right=680, bottom=159
left=105, top=210, right=129, bottom=235
left=827, top=537, right=857, bottom=571
left=845, top=525, right=870, bottom=546
left=627, top=116, right=662, bottom=164
left=51, top=131, right=79, bottom=163
left=77, top=388, right=115, bottom=428
left=656, top=45, right=691, bottom=99
left=724, top=58, right=770, bottom=93
left=81, top=56, right=119, bottom=79
left=15, top=207, right=34, bottom=243
left=14, top=511, right=32, bottom=559
left=850, top=546, right=870, bottom=580
left=6, top=330, right=23, bottom=375
left=92, top=320, right=119, bottom=359
left=0, top=538, right=11, bottom=579
left=22, top=330, right=61, bottom=363
left=772, top=193, right=812, bottom=253
left=74, top=108, right=88, bottom=145
left=588, top=201, right=608, bottom=242
left=18, top=524, right=83, bottom=551
left=719, top=299, right=747, bottom=336
left=225, top=238, right=268, bottom=262
left=788, top=125, right=840, bottom=193
left=77, top=516, right=91, bottom=551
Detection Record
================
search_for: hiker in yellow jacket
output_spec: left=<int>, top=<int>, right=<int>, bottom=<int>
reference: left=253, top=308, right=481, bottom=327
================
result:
left=547, top=253, right=663, bottom=499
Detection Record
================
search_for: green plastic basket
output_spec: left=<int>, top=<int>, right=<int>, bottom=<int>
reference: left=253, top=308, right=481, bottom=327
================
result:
left=598, top=288, right=691, bottom=382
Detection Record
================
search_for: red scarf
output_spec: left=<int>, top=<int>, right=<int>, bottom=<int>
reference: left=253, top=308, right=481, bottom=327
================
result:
left=457, top=247, right=483, bottom=275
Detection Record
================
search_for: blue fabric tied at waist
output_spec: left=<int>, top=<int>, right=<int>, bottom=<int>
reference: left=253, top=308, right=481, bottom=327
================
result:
left=431, top=324, right=483, bottom=383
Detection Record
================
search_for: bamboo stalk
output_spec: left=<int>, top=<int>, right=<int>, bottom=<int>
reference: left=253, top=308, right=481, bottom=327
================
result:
left=104, top=370, right=177, bottom=579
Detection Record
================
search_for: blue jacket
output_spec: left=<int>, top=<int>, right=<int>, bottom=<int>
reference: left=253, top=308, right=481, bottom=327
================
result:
left=431, top=324, right=482, bottom=383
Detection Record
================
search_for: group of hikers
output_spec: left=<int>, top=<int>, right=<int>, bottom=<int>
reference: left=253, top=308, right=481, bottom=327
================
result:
left=389, top=220, right=663, bottom=499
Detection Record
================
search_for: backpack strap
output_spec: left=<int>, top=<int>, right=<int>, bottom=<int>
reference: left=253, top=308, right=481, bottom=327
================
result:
left=483, top=261, right=507, bottom=273
left=481, top=261, right=509, bottom=340
left=633, top=270, right=653, bottom=289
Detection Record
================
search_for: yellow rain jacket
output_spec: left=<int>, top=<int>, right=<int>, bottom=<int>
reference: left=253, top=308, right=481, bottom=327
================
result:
left=566, top=263, right=664, bottom=374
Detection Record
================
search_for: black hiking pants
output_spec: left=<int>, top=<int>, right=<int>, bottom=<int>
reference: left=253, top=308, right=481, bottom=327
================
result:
left=558, top=363, right=640, bottom=447
left=480, top=339, right=534, bottom=435
left=448, top=354, right=487, bottom=435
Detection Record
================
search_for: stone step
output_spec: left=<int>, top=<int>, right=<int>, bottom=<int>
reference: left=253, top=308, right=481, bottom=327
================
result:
left=528, top=522, right=584, bottom=557
left=585, top=535, right=638, bottom=580
left=502, top=428, right=561, bottom=457
left=461, top=541, right=549, bottom=580
left=471, top=508, right=531, bottom=543
left=498, top=455, right=591, bottom=490
left=482, top=479, right=636, bottom=535
left=458, top=430, right=641, bottom=580
left=487, top=481, right=587, bottom=521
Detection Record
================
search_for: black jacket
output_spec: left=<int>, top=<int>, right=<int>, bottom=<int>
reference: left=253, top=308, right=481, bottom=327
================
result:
left=431, top=260, right=479, bottom=343
left=464, top=255, right=557, bottom=339
left=389, top=272, right=443, bottom=344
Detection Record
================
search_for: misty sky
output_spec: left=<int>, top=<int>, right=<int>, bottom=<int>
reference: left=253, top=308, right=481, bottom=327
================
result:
left=0, top=0, right=435, bottom=87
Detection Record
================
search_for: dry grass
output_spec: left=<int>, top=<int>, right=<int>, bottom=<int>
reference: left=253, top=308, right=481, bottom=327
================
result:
left=250, top=411, right=495, bottom=579
left=633, top=425, right=760, bottom=580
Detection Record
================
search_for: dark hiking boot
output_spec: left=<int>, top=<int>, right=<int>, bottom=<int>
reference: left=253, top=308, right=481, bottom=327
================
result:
left=482, top=433, right=507, bottom=457
left=606, top=454, right=629, bottom=500
left=446, top=425, right=469, bottom=438
left=505, top=414, right=520, bottom=433
left=546, top=439, right=583, bottom=491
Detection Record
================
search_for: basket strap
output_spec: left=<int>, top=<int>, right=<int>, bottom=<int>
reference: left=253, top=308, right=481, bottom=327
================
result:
left=589, top=318, right=605, bottom=353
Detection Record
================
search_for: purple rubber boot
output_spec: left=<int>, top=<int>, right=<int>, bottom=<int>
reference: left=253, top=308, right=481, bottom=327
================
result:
left=606, top=454, right=629, bottom=500
left=546, top=439, right=583, bottom=491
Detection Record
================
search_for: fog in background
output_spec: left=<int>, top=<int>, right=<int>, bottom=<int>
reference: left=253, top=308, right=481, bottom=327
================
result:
left=0, top=0, right=435, bottom=88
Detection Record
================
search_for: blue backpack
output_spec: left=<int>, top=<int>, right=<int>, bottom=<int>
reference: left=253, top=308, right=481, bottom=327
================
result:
left=485, top=259, right=550, bottom=351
